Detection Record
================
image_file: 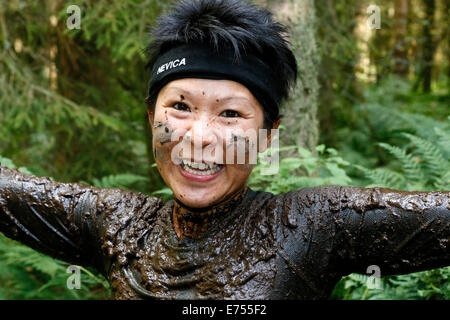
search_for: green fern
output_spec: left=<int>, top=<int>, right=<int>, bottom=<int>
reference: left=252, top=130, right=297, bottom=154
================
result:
left=434, top=126, right=450, bottom=158
left=356, top=165, right=406, bottom=189
left=401, top=133, right=449, bottom=189
left=92, top=173, right=149, bottom=190
left=249, top=143, right=352, bottom=194
left=355, top=129, right=449, bottom=191
left=377, top=142, right=425, bottom=189
left=0, top=234, right=110, bottom=299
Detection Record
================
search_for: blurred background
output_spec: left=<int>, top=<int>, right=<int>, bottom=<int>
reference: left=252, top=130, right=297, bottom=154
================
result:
left=0, top=0, right=448, bottom=299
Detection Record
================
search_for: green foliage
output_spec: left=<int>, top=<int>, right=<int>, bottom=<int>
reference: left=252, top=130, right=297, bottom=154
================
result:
left=333, top=76, right=449, bottom=186
left=359, top=131, right=450, bottom=190
left=331, top=265, right=450, bottom=300
left=249, top=143, right=352, bottom=193
left=0, top=234, right=110, bottom=300
left=0, top=0, right=169, bottom=187
left=354, top=130, right=450, bottom=191
left=90, top=173, right=150, bottom=194
left=0, top=155, right=32, bottom=175
left=151, top=187, right=174, bottom=202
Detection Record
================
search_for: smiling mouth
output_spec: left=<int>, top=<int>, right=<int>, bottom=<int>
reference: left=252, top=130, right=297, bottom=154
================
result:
left=180, top=159, right=224, bottom=176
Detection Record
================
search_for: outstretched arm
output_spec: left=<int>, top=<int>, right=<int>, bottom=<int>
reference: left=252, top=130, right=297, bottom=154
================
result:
left=278, top=185, right=449, bottom=298
left=0, top=166, right=162, bottom=276
left=330, top=186, right=450, bottom=276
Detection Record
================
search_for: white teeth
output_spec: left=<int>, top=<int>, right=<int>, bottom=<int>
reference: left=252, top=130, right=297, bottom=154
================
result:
left=198, top=163, right=207, bottom=170
left=181, top=160, right=222, bottom=175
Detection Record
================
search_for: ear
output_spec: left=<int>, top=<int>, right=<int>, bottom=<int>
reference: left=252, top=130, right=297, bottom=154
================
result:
left=267, top=117, right=281, bottom=146
left=259, top=117, right=281, bottom=153
left=147, top=108, right=154, bottom=127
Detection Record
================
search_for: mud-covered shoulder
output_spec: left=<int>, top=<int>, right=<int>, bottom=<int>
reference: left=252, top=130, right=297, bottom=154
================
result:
left=75, top=186, right=165, bottom=274
left=94, top=189, right=164, bottom=272
left=265, top=186, right=344, bottom=298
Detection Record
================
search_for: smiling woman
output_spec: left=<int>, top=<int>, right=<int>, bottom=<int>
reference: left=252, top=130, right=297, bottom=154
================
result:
left=149, top=78, right=272, bottom=239
left=150, top=79, right=268, bottom=210
left=0, top=0, right=449, bottom=300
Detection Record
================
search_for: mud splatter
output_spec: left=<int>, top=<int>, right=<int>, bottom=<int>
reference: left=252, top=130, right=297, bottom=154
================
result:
left=225, top=134, right=256, bottom=165
left=153, top=121, right=172, bottom=145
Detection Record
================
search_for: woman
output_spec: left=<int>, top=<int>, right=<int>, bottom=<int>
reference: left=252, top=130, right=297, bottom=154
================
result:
left=0, top=0, right=449, bottom=300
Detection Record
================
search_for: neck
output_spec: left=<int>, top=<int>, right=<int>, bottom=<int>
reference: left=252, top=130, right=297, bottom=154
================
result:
left=172, top=186, right=248, bottom=239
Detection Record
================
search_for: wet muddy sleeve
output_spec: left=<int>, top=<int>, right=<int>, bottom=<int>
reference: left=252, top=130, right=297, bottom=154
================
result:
left=0, top=166, right=160, bottom=275
left=324, top=186, right=450, bottom=276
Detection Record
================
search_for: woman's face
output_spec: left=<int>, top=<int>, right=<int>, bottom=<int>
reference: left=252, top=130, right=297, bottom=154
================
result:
left=149, top=78, right=275, bottom=208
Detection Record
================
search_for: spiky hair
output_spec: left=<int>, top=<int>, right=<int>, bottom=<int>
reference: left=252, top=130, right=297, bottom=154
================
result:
left=146, top=0, right=298, bottom=126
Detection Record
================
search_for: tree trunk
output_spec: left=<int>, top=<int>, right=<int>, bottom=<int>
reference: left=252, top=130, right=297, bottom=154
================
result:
left=258, top=0, right=319, bottom=153
left=369, top=3, right=394, bottom=84
left=314, top=0, right=362, bottom=147
left=393, top=0, right=409, bottom=76
left=445, top=0, right=450, bottom=90
left=418, top=0, right=436, bottom=92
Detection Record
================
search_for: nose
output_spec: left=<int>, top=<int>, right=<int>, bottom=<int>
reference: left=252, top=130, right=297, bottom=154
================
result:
left=186, top=117, right=217, bottom=149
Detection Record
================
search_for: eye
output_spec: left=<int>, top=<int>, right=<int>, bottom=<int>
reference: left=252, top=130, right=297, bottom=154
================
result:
left=172, top=102, right=190, bottom=112
left=220, top=110, right=241, bottom=118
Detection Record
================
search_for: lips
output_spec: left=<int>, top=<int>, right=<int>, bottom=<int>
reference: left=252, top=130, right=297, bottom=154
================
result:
left=181, top=159, right=222, bottom=175
left=179, top=160, right=224, bottom=182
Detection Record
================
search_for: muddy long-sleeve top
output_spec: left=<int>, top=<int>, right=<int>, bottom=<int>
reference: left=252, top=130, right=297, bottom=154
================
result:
left=0, top=166, right=449, bottom=299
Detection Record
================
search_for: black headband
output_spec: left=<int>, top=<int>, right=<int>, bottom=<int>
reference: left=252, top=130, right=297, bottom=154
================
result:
left=147, top=43, right=280, bottom=123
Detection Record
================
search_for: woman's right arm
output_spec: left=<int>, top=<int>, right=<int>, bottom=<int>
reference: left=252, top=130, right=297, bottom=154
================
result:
left=0, top=166, right=162, bottom=276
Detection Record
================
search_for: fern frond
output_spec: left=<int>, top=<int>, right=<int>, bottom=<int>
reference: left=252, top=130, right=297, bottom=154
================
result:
left=346, top=273, right=370, bottom=287
left=434, top=127, right=450, bottom=158
left=378, top=143, right=424, bottom=189
left=92, top=173, right=149, bottom=189
left=357, top=166, right=405, bottom=189
left=402, top=133, right=450, bottom=189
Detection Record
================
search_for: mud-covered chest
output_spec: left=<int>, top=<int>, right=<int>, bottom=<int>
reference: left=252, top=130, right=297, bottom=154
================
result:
left=109, top=224, right=278, bottom=299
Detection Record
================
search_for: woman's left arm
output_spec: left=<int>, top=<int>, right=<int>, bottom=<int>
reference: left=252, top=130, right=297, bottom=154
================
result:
left=273, top=186, right=448, bottom=298
left=326, top=186, right=450, bottom=276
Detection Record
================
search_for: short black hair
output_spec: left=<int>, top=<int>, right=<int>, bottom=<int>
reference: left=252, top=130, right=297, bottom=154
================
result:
left=145, top=0, right=298, bottom=128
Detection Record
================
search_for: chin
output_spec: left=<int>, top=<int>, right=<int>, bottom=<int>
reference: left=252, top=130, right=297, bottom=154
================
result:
left=174, top=188, right=222, bottom=208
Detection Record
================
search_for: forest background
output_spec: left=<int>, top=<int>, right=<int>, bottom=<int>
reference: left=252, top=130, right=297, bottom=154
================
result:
left=0, top=0, right=448, bottom=299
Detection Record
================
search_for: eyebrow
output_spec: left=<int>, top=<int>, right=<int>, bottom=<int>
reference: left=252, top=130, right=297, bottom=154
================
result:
left=164, top=86, right=252, bottom=104
left=164, top=86, right=192, bottom=96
